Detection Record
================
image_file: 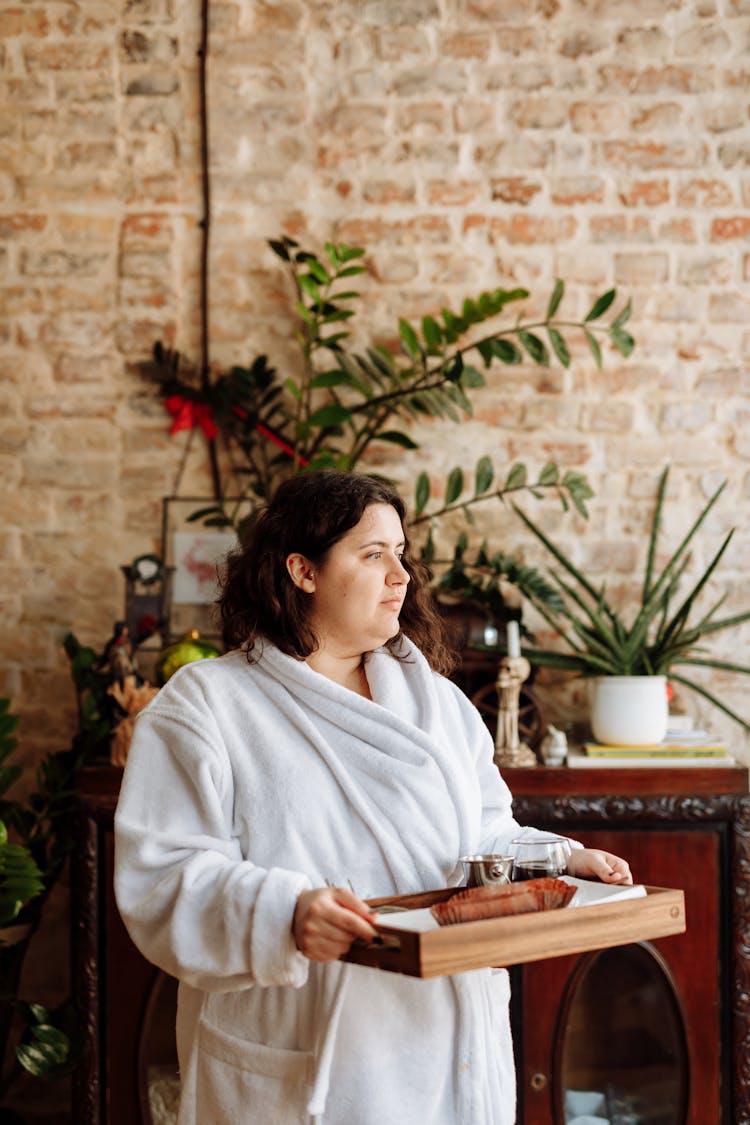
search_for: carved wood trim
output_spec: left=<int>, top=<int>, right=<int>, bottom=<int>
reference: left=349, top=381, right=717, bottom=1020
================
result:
left=71, top=805, right=102, bottom=1125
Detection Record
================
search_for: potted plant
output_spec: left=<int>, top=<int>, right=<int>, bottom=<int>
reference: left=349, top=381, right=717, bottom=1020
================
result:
left=142, top=235, right=632, bottom=537
left=0, top=696, right=83, bottom=1116
left=509, top=467, right=750, bottom=745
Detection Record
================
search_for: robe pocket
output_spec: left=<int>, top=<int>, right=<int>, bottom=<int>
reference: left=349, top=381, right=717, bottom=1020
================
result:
left=197, top=1019, right=314, bottom=1123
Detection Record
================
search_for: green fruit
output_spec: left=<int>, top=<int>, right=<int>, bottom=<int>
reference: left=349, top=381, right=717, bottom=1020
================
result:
left=156, top=631, right=220, bottom=685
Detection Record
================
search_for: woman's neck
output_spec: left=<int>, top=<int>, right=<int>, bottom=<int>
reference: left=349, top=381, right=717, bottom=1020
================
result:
left=305, top=649, right=372, bottom=699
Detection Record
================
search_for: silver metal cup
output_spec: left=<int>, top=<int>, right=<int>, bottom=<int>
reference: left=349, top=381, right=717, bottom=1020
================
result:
left=459, top=854, right=514, bottom=888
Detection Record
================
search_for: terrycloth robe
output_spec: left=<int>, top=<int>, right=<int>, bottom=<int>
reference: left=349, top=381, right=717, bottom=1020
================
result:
left=114, top=637, right=547, bottom=1125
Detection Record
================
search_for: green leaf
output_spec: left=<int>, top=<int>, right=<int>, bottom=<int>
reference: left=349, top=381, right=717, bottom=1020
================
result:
left=548, top=327, right=570, bottom=367
left=505, top=463, right=528, bottom=490
left=584, top=288, right=616, bottom=322
left=336, top=265, right=367, bottom=278
left=285, top=377, right=302, bottom=401
left=422, top=316, right=443, bottom=352
left=583, top=327, right=603, bottom=369
left=610, top=327, right=635, bottom=357
left=460, top=364, right=485, bottom=388
left=376, top=431, right=419, bottom=449
left=445, top=467, right=464, bottom=505
left=309, top=370, right=356, bottom=389
left=297, top=274, right=321, bottom=301
left=268, top=239, right=291, bottom=261
left=491, top=338, right=523, bottom=365
left=519, top=330, right=550, bottom=366
left=338, top=244, right=366, bottom=262
left=538, top=462, right=559, bottom=486
left=474, top=456, right=494, bottom=495
left=445, top=354, right=464, bottom=383
left=306, top=259, right=330, bottom=284
left=476, top=339, right=495, bottom=367
left=415, top=472, right=430, bottom=516
left=307, top=403, right=352, bottom=428
left=399, top=319, right=421, bottom=359
left=612, top=298, right=632, bottom=329
left=546, top=279, right=564, bottom=320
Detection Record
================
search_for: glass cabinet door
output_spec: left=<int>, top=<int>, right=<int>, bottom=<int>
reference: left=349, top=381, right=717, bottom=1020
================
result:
left=559, top=942, right=688, bottom=1125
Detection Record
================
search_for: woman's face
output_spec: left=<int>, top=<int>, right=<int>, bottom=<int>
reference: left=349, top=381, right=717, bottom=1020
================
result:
left=288, top=503, right=410, bottom=658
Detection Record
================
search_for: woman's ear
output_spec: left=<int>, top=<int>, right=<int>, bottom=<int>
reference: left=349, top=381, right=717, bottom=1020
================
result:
left=286, top=553, right=316, bottom=593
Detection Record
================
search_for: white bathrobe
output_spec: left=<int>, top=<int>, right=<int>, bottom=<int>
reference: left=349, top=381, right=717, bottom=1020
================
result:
left=115, top=637, right=544, bottom=1125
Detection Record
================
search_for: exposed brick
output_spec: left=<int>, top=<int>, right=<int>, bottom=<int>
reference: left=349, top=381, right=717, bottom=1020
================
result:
left=440, top=32, right=491, bottom=59
left=363, top=179, right=417, bottom=205
left=659, top=218, right=697, bottom=243
left=123, top=71, right=179, bottom=97
left=601, top=139, right=707, bottom=169
left=711, top=216, right=750, bottom=241
left=555, top=176, right=607, bottom=208
left=491, top=177, right=543, bottom=204
left=659, top=400, right=715, bottom=432
left=708, top=291, right=750, bottom=321
left=512, top=96, right=568, bottom=129
left=24, top=43, right=113, bottom=70
left=677, top=178, right=734, bottom=207
left=426, top=179, right=484, bottom=206
left=614, top=252, right=669, bottom=284
left=569, top=101, right=628, bottom=133
left=598, top=64, right=714, bottom=95
left=120, top=29, right=177, bottom=63
left=619, top=179, right=670, bottom=207
left=631, top=103, right=682, bottom=131
left=498, top=214, right=578, bottom=244
left=589, top=215, right=653, bottom=242
left=676, top=255, right=733, bottom=286
left=674, top=23, right=731, bottom=56
left=0, top=8, right=50, bottom=36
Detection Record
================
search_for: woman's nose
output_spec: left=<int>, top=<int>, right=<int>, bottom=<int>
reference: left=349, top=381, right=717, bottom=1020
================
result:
left=388, top=557, right=409, bottom=584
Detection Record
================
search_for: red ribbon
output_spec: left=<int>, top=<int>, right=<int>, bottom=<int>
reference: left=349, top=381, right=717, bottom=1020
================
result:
left=165, top=395, right=218, bottom=441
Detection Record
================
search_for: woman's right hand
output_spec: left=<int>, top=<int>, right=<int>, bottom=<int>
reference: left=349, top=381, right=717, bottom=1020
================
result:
left=293, top=886, right=378, bottom=962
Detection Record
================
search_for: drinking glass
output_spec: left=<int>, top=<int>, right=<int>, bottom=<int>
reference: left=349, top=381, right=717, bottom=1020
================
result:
left=510, top=835, right=572, bottom=882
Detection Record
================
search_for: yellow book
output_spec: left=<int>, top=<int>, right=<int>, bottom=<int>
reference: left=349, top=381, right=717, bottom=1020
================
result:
left=584, top=741, right=728, bottom=757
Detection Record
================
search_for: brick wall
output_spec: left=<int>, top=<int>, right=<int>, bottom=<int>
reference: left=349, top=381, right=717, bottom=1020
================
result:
left=3, top=0, right=750, bottom=766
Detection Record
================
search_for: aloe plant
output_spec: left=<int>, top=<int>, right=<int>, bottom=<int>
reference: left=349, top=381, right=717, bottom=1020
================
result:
left=512, top=467, right=750, bottom=731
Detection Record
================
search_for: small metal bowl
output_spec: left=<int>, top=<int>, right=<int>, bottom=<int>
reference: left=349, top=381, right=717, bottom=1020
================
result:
left=459, top=854, right=514, bottom=887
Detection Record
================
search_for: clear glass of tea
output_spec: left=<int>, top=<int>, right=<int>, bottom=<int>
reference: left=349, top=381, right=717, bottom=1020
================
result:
left=510, top=835, right=572, bottom=881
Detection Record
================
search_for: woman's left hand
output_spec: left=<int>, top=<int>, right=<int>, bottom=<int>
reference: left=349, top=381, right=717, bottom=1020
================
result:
left=566, top=847, right=633, bottom=885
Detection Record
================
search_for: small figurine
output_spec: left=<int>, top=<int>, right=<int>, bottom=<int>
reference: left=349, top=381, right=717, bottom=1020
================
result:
left=540, top=724, right=569, bottom=767
left=99, top=621, right=137, bottom=685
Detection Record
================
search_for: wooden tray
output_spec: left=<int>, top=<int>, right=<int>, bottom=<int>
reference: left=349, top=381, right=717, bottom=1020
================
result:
left=342, top=884, right=685, bottom=978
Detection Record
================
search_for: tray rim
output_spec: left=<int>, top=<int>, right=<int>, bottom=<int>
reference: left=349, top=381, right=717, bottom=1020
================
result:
left=342, top=883, right=686, bottom=978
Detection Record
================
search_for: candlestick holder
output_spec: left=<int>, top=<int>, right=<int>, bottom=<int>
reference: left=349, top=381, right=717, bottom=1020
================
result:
left=493, top=654, right=538, bottom=768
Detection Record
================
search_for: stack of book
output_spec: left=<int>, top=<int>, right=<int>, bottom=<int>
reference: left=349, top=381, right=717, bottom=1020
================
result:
left=568, top=728, right=734, bottom=768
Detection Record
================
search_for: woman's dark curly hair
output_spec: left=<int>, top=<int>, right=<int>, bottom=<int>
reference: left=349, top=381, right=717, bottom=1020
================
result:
left=218, top=470, right=455, bottom=675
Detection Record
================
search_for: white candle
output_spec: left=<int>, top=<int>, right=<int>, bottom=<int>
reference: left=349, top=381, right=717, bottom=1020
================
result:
left=506, top=620, right=521, bottom=658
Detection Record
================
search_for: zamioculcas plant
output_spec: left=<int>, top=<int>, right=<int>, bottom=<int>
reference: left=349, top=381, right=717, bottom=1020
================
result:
left=143, top=236, right=632, bottom=535
left=512, top=467, right=750, bottom=730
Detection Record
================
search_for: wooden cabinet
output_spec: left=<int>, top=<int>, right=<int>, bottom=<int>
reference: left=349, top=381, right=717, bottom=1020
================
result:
left=71, top=764, right=750, bottom=1125
left=504, top=765, right=750, bottom=1125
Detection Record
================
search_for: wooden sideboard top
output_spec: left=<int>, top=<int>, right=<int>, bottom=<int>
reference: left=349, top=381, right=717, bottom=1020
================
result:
left=503, top=763, right=749, bottom=798
left=76, top=760, right=749, bottom=821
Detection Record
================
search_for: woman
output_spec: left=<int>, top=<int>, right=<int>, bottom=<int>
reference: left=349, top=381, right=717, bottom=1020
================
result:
left=115, top=471, right=631, bottom=1125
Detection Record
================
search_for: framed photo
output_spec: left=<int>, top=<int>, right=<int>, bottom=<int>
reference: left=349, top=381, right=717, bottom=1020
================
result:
left=161, top=497, right=251, bottom=644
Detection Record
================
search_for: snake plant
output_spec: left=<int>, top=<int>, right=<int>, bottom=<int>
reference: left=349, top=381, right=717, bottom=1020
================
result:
left=513, top=467, right=750, bottom=731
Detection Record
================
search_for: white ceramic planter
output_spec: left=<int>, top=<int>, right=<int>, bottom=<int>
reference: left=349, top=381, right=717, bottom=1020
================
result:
left=589, top=675, right=669, bottom=746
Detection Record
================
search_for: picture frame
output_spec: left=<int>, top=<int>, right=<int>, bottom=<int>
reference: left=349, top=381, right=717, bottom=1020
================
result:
left=160, top=497, right=251, bottom=644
